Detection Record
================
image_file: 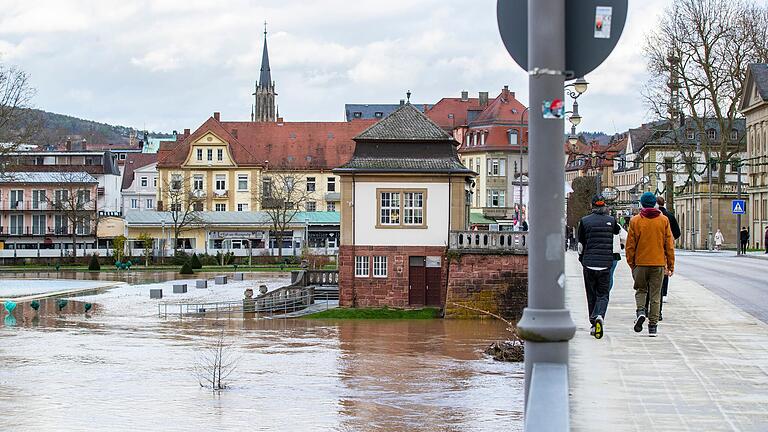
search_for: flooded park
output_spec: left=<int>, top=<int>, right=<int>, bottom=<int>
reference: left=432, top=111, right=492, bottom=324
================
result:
left=0, top=272, right=523, bottom=431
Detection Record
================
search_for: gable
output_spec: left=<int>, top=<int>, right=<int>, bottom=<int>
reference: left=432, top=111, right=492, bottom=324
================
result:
left=184, top=131, right=237, bottom=167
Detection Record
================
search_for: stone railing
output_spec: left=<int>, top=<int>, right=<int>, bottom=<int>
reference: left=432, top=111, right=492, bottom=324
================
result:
left=449, top=231, right=528, bottom=252
left=291, top=269, right=339, bottom=286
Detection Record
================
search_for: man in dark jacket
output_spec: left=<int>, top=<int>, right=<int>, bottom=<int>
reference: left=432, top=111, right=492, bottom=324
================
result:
left=578, top=195, right=620, bottom=339
left=740, top=227, right=750, bottom=255
left=648, top=196, right=680, bottom=321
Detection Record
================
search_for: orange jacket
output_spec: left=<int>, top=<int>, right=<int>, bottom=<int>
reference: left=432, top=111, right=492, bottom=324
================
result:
left=625, top=209, right=675, bottom=272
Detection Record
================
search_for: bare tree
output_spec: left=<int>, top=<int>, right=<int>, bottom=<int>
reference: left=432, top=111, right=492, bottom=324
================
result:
left=253, top=173, right=314, bottom=260
left=159, top=174, right=204, bottom=254
left=0, top=62, right=40, bottom=176
left=46, top=172, right=98, bottom=261
left=193, top=331, right=239, bottom=391
left=644, top=0, right=768, bottom=183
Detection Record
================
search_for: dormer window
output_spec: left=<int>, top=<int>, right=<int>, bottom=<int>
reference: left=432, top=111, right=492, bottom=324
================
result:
left=353, top=112, right=362, bottom=118
left=509, top=129, right=519, bottom=145
left=480, top=132, right=486, bottom=146
left=374, top=112, right=384, bottom=118
left=686, top=129, right=694, bottom=140
left=730, top=129, right=738, bottom=141
left=707, top=129, right=716, bottom=141
left=472, top=133, right=477, bottom=146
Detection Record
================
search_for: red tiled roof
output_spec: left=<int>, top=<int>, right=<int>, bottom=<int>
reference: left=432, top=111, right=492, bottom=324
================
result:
left=425, top=97, right=486, bottom=130
left=457, top=87, right=529, bottom=153
left=157, top=117, right=377, bottom=170
left=121, top=153, right=158, bottom=190
left=470, top=87, right=527, bottom=126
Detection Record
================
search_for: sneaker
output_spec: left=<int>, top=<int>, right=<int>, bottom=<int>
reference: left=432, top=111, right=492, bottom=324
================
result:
left=590, top=325, right=596, bottom=336
left=634, top=311, right=646, bottom=333
left=649, top=325, right=658, bottom=337
left=594, top=315, right=604, bottom=339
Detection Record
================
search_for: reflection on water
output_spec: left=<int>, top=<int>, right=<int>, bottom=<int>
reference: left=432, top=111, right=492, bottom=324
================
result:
left=0, top=280, right=522, bottom=431
left=0, top=270, right=286, bottom=285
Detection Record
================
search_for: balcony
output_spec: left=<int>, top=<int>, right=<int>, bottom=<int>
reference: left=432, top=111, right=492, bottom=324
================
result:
left=0, top=226, right=94, bottom=237
left=449, top=230, right=528, bottom=252
left=0, top=201, right=51, bottom=211
left=325, top=192, right=341, bottom=202
left=213, top=190, right=228, bottom=199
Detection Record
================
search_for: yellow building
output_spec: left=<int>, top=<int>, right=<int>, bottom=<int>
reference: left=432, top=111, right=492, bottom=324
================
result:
left=156, top=112, right=376, bottom=213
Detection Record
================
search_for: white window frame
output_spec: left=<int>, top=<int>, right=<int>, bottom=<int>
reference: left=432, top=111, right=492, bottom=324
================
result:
left=32, top=214, right=46, bottom=235
left=373, top=256, right=388, bottom=278
left=197, top=148, right=203, bottom=160
left=131, top=199, right=139, bottom=209
left=306, top=201, right=317, bottom=212
left=403, top=192, right=424, bottom=225
left=306, top=177, right=316, bottom=192
left=326, top=202, right=336, bottom=212
left=354, top=256, right=370, bottom=277
left=207, top=149, right=213, bottom=161
left=509, top=129, right=519, bottom=145
left=146, top=198, right=154, bottom=209
left=215, top=203, right=226, bottom=211
left=237, top=174, right=248, bottom=191
left=140, top=176, right=148, bottom=187
left=215, top=174, right=226, bottom=191
left=327, top=177, right=336, bottom=192
left=237, top=203, right=248, bottom=212
left=217, top=148, right=224, bottom=161
left=193, top=175, right=204, bottom=191
left=379, top=191, right=400, bottom=225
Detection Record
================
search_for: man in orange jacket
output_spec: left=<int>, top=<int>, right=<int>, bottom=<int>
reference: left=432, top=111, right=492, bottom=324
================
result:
left=625, top=192, right=675, bottom=337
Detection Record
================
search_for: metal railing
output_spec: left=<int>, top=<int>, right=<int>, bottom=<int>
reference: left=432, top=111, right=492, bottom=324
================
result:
left=157, top=288, right=337, bottom=318
left=449, top=230, right=528, bottom=252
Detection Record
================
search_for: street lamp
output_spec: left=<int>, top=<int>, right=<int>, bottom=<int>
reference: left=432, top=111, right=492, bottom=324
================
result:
left=568, top=100, right=581, bottom=127
left=565, top=77, right=589, bottom=99
left=160, top=218, right=165, bottom=264
left=567, top=125, right=579, bottom=146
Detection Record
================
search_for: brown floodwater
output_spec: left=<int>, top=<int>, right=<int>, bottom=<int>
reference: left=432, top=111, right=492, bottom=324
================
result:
left=0, top=277, right=523, bottom=431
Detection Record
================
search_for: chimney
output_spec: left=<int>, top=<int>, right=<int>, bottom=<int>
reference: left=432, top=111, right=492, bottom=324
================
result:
left=277, top=117, right=284, bottom=125
left=172, top=130, right=178, bottom=136
left=479, top=92, right=489, bottom=107
left=213, top=112, right=220, bottom=121
left=502, top=85, right=510, bottom=101
left=231, top=129, right=238, bottom=138
left=461, top=90, right=469, bottom=101
left=184, top=128, right=190, bottom=136
left=399, top=99, right=405, bottom=106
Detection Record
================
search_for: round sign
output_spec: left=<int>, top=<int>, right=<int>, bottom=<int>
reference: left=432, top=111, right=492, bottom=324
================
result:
left=602, top=187, right=619, bottom=201
left=497, top=0, right=628, bottom=79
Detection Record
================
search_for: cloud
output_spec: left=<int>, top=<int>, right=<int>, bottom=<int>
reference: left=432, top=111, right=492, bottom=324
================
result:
left=0, top=0, right=673, bottom=135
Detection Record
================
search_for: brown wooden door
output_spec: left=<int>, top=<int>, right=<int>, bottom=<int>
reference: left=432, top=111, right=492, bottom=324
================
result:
left=408, top=256, right=426, bottom=306
left=425, top=266, right=442, bottom=306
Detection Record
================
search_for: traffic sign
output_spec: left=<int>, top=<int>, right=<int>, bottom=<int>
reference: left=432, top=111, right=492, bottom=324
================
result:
left=732, top=200, right=746, bottom=215
left=497, top=0, right=628, bottom=78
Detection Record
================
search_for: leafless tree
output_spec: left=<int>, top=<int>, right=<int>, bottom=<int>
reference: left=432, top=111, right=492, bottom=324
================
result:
left=253, top=173, right=314, bottom=260
left=0, top=62, right=40, bottom=177
left=159, top=174, right=204, bottom=254
left=193, top=330, right=239, bottom=391
left=46, top=172, right=98, bottom=261
left=644, top=0, right=768, bottom=183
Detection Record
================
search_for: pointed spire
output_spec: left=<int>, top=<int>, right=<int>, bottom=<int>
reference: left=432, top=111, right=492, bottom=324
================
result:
left=259, top=21, right=272, bottom=89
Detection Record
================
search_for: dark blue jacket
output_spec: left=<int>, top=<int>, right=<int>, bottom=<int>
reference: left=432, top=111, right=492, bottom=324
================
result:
left=578, top=209, right=620, bottom=269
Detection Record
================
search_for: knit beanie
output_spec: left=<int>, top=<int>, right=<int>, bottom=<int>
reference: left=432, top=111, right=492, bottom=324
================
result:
left=640, top=191, right=657, bottom=208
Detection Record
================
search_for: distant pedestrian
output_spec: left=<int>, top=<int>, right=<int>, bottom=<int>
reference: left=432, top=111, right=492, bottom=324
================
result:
left=714, top=229, right=725, bottom=251
left=764, top=227, right=768, bottom=254
left=626, top=192, right=675, bottom=337
left=577, top=194, right=620, bottom=339
left=740, top=227, right=750, bottom=255
left=521, top=220, right=528, bottom=232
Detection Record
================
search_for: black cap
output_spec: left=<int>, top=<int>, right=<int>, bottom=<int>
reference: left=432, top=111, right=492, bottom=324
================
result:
left=592, top=194, right=606, bottom=207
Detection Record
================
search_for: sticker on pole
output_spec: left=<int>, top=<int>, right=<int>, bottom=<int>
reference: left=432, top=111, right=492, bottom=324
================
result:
left=542, top=99, right=565, bottom=119
left=732, top=199, right=746, bottom=215
left=594, top=6, right=613, bottom=39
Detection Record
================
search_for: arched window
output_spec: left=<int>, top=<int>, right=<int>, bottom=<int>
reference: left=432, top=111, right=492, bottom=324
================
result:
left=480, top=131, right=486, bottom=146
left=730, top=129, right=738, bottom=141
left=508, top=129, right=519, bottom=145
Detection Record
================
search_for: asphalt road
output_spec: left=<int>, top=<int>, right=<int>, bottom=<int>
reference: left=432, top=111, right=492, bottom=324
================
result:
left=674, top=251, right=768, bottom=323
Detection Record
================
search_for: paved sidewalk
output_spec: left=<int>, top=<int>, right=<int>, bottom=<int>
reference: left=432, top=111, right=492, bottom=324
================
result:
left=566, top=251, right=768, bottom=431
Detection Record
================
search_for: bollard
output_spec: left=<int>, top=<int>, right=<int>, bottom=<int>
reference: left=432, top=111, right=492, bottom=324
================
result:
left=215, top=275, right=227, bottom=285
left=173, top=284, right=187, bottom=294
left=150, top=289, right=163, bottom=299
left=233, top=272, right=244, bottom=281
left=196, top=280, right=208, bottom=289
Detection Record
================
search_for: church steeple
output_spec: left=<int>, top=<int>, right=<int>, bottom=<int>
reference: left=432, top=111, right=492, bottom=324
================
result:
left=253, top=21, right=277, bottom=122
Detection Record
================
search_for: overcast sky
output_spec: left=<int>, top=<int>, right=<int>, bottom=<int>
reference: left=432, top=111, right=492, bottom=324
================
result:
left=0, top=0, right=669, bottom=135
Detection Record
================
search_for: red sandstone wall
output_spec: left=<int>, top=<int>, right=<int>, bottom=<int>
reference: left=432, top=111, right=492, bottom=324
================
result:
left=339, top=245, right=447, bottom=308
left=444, top=253, right=528, bottom=320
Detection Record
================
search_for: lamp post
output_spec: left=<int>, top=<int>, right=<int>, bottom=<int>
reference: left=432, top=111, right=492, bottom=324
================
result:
left=518, top=106, right=530, bottom=223
left=160, top=219, right=165, bottom=264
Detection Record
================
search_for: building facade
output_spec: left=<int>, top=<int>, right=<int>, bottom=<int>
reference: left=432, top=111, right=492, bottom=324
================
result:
left=120, top=153, right=158, bottom=214
left=0, top=172, right=98, bottom=251
left=740, top=63, right=768, bottom=249
left=335, top=103, right=474, bottom=308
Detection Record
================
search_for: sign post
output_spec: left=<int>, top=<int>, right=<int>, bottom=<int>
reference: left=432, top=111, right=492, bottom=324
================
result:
left=497, top=0, right=628, bottom=418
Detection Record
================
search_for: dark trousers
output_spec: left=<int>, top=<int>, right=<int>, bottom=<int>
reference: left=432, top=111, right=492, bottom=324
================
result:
left=740, top=241, right=748, bottom=254
left=583, top=267, right=611, bottom=324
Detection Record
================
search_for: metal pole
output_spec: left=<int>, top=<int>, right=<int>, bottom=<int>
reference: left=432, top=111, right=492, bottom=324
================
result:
left=708, top=154, right=713, bottom=251
left=519, top=107, right=530, bottom=224
left=517, top=0, right=575, bottom=404
left=737, top=159, right=742, bottom=255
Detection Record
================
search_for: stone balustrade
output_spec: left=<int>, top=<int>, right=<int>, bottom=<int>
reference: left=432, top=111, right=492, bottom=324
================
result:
left=448, top=231, right=528, bottom=252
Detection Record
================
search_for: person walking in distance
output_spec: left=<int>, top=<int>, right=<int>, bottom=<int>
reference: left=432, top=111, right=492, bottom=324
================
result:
left=764, top=226, right=768, bottom=254
left=577, top=194, right=620, bottom=339
left=740, top=227, right=750, bottom=255
left=626, top=192, right=675, bottom=337
left=714, top=229, right=725, bottom=251
left=645, top=196, right=680, bottom=321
